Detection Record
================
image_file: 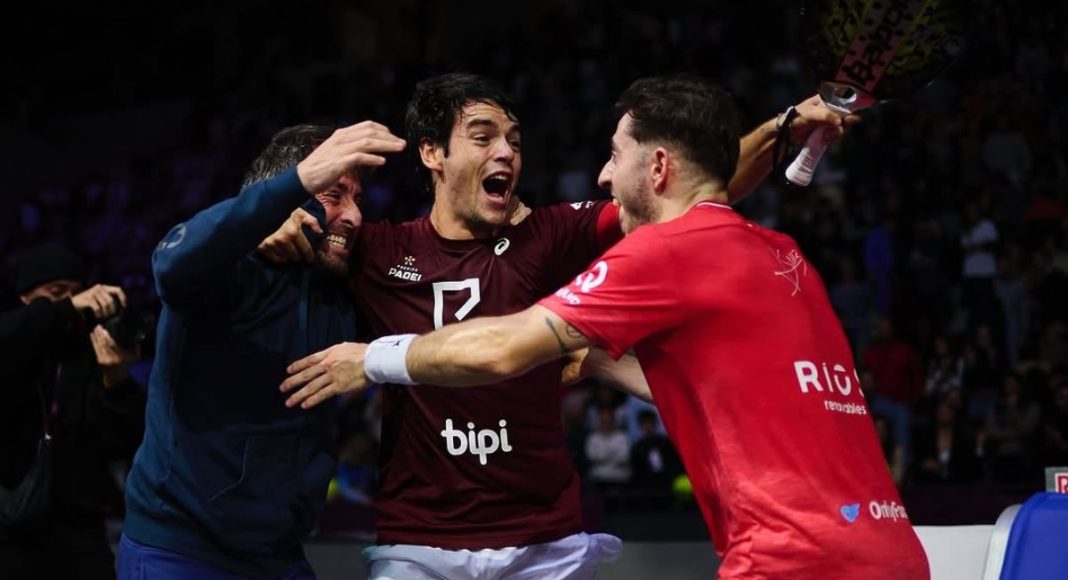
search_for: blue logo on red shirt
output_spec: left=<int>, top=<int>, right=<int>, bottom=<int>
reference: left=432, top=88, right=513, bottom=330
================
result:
left=840, top=503, right=861, bottom=523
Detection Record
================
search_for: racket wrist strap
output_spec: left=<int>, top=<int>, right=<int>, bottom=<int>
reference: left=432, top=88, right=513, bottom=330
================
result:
left=775, top=105, right=798, bottom=132
left=773, top=105, right=801, bottom=177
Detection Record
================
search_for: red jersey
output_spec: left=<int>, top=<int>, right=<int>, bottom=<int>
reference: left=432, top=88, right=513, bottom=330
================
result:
left=540, top=203, right=929, bottom=579
left=354, top=201, right=620, bottom=548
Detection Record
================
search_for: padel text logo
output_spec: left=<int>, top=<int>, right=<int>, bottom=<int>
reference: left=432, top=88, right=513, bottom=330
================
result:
left=440, top=419, right=514, bottom=466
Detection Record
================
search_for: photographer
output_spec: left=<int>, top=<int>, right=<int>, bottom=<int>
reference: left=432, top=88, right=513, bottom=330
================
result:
left=0, top=242, right=146, bottom=580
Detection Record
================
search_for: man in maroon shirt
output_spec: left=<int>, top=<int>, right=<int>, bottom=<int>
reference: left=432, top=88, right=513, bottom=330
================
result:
left=263, top=73, right=850, bottom=578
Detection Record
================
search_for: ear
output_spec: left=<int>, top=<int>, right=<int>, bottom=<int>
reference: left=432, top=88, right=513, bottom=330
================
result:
left=650, top=147, right=670, bottom=193
left=419, top=138, right=445, bottom=173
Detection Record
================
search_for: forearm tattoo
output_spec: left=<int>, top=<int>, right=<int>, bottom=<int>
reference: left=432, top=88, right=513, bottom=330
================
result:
left=545, top=317, right=583, bottom=354
left=545, top=317, right=568, bottom=354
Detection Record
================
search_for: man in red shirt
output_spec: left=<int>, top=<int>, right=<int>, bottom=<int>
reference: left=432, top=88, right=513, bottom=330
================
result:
left=283, top=75, right=929, bottom=579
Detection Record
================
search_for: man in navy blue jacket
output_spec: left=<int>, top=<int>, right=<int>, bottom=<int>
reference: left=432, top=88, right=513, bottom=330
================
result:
left=118, top=122, right=405, bottom=578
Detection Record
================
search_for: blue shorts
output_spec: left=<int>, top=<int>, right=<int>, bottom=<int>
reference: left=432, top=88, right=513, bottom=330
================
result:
left=117, top=534, right=316, bottom=580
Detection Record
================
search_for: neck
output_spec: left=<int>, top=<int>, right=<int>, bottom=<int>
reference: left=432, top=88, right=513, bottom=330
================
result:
left=429, top=202, right=484, bottom=240
left=657, top=180, right=730, bottom=223
left=428, top=187, right=507, bottom=240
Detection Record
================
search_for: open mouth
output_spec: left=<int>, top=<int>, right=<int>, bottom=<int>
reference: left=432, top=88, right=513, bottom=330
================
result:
left=482, top=173, right=512, bottom=204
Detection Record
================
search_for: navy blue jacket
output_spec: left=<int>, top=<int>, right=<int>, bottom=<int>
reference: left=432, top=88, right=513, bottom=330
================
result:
left=123, top=168, right=359, bottom=577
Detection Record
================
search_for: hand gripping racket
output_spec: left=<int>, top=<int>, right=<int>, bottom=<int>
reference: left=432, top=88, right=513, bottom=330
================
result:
left=785, top=0, right=969, bottom=186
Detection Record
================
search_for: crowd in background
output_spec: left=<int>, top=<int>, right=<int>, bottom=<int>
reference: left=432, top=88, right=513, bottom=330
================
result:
left=3, top=0, right=1068, bottom=537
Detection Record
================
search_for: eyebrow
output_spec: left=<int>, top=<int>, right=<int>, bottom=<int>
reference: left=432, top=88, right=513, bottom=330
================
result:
left=465, top=118, right=521, bottom=134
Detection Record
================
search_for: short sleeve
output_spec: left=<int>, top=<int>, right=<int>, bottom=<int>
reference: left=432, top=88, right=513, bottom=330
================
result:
left=535, top=201, right=623, bottom=290
left=538, top=227, right=683, bottom=359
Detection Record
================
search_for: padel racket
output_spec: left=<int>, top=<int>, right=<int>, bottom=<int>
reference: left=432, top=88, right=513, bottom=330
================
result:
left=786, top=0, right=969, bottom=186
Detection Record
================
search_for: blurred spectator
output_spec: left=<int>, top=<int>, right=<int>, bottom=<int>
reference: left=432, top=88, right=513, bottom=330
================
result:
left=629, top=411, right=682, bottom=508
left=985, top=372, right=1041, bottom=484
left=0, top=243, right=145, bottom=580
left=562, top=385, right=592, bottom=478
left=829, top=256, right=874, bottom=354
left=914, top=398, right=984, bottom=485
left=620, top=395, right=665, bottom=444
left=863, top=318, right=924, bottom=475
left=924, top=335, right=963, bottom=402
left=962, top=324, right=1005, bottom=419
left=585, top=406, right=632, bottom=489
left=994, top=250, right=1031, bottom=368
left=960, top=202, right=1000, bottom=328
left=585, top=383, right=628, bottom=437
left=865, top=371, right=907, bottom=486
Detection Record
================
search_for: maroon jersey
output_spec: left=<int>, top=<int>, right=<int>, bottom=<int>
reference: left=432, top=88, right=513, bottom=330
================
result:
left=353, top=200, right=621, bottom=549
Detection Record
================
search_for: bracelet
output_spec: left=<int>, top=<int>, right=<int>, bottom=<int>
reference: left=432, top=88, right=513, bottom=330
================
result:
left=364, top=334, right=418, bottom=386
left=776, top=105, right=798, bottom=132
left=773, top=105, right=801, bottom=173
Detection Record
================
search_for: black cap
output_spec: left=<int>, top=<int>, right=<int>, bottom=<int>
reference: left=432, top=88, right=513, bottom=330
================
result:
left=14, top=242, right=86, bottom=295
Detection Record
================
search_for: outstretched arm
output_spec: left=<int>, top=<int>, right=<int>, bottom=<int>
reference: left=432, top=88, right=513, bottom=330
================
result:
left=727, top=95, right=860, bottom=202
left=281, top=305, right=592, bottom=408
left=155, top=121, right=404, bottom=306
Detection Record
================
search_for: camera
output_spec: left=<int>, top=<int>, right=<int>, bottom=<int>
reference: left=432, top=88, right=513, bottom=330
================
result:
left=80, top=294, right=149, bottom=350
left=102, top=309, right=148, bottom=351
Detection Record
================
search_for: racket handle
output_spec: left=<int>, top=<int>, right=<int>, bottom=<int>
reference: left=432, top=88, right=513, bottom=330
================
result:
left=785, top=127, right=831, bottom=187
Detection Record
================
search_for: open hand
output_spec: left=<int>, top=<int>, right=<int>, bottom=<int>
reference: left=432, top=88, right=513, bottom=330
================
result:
left=296, top=121, right=406, bottom=194
left=281, top=342, right=371, bottom=409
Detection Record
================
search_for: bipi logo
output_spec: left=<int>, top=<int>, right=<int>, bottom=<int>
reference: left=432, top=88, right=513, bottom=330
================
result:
left=441, top=419, right=513, bottom=466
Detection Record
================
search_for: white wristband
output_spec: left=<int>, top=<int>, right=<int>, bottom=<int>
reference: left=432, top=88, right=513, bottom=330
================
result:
left=364, top=334, right=418, bottom=386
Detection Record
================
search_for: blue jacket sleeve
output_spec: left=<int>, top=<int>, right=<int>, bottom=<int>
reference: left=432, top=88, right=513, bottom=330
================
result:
left=152, top=167, right=309, bottom=308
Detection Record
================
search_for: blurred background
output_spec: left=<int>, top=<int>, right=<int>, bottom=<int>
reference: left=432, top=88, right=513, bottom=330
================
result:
left=3, top=0, right=1068, bottom=545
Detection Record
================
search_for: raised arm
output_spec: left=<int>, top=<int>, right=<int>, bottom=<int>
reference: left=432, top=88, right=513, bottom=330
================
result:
left=727, top=95, right=859, bottom=202
left=152, top=168, right=311, bottom=307
left=280, top=305, right=592, bottom=408
left=154, top=121, right=405, bottom=307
